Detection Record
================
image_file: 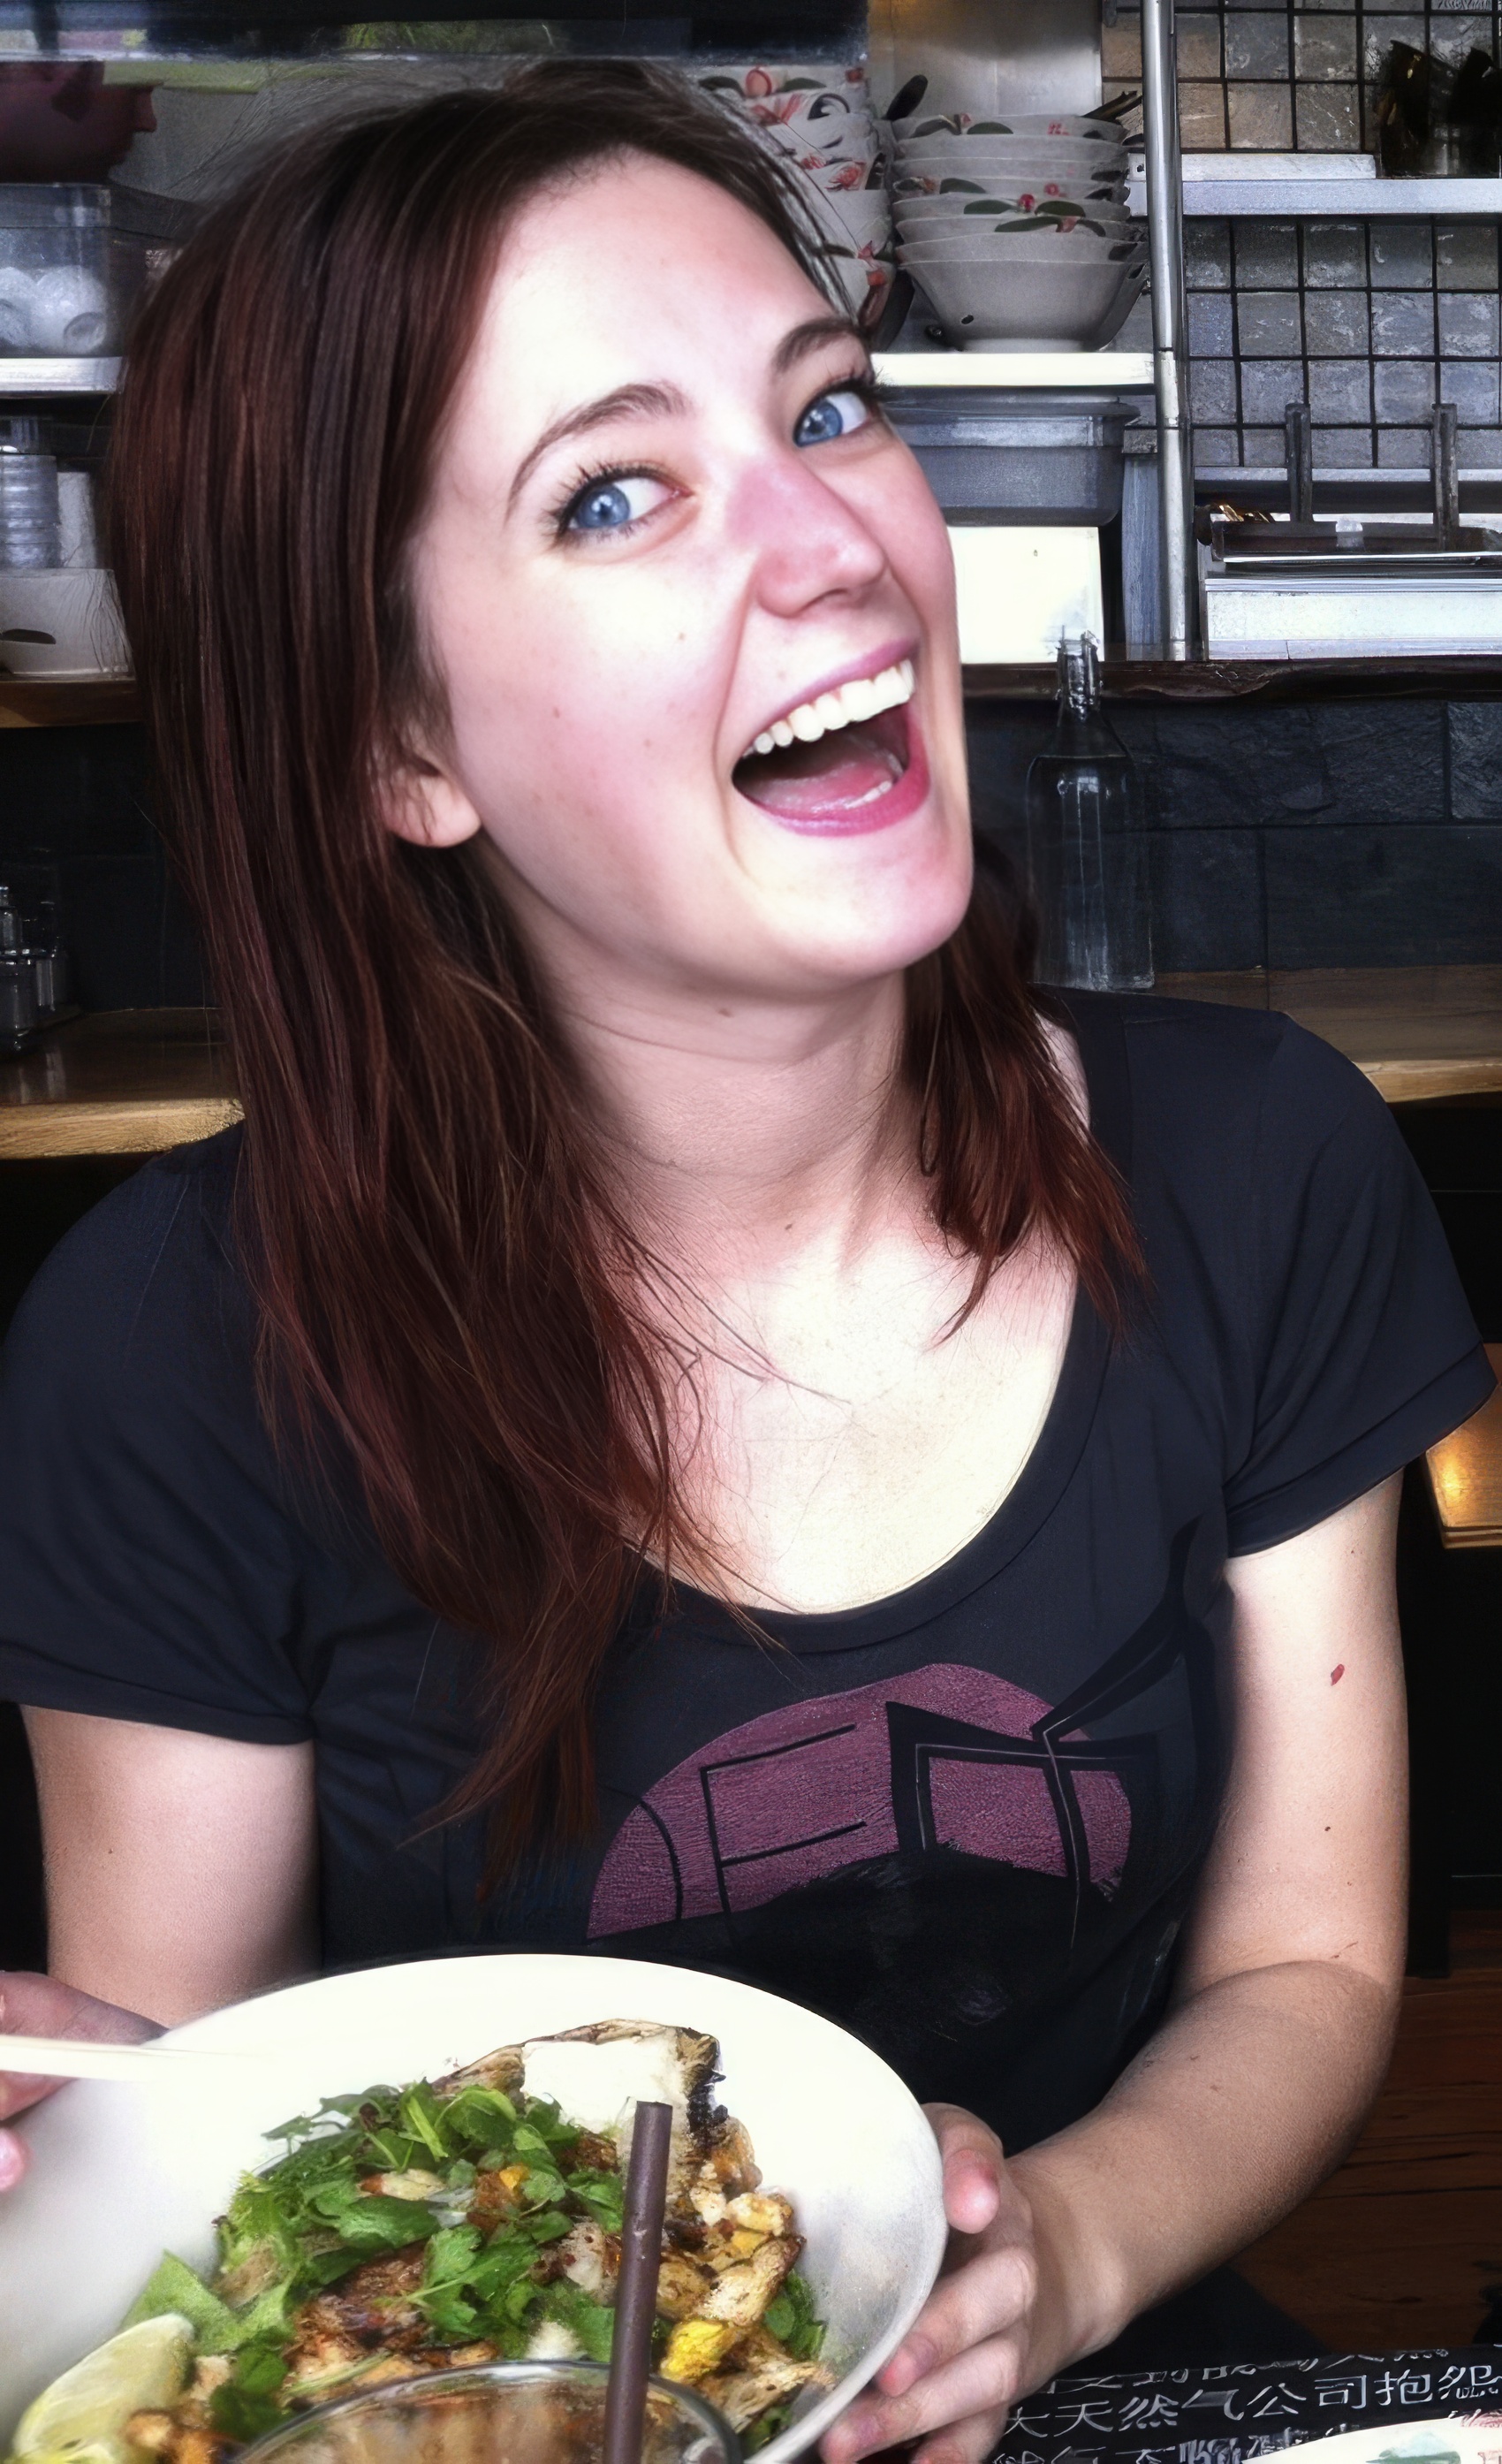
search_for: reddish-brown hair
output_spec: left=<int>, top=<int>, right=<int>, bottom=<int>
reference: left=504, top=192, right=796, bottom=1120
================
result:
left=109, top=59, right=1137, bottom=1876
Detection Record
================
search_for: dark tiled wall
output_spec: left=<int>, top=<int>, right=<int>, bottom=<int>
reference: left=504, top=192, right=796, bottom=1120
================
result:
left=4, top=707, right=1499, bottom=994
left=0, top=725, right=202, bottom=1009
left=966, top=693, right=1502, bottom=970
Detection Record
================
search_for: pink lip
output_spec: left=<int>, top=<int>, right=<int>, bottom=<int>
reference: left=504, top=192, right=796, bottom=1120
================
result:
left=753, top=706, right=932, bottom=839
left=741, top=635, right=920, bottom=753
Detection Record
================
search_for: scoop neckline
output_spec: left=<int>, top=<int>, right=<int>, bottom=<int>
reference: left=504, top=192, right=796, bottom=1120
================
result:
left=664, top=992, right=1134, bottom=1656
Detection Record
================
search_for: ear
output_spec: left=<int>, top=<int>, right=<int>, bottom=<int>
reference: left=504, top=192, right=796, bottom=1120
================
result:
left=379, top=749, right=482, bottom=850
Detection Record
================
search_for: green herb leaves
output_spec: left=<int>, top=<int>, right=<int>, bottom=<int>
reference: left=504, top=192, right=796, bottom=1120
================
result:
left=762, top=2271, right=825, bottom=2363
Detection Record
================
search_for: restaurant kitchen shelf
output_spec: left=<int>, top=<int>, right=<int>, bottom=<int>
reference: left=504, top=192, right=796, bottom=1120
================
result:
left=1128, top=157, right=1502, bottom=217
left=874, top=352, right=1153, bottom=389
left=10, top=657, right=1502, bottom=729
left=4, top=976, right=1498, bottom=1158
left=0, top=358, right=121, bottom=394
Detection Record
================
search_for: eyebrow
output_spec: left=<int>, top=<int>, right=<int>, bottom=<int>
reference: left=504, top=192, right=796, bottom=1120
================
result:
left=771, top=312, right=868, bottom=375
left=506, top=314, right=870, bottom=513
left=506, top=381, right=688, bottom=513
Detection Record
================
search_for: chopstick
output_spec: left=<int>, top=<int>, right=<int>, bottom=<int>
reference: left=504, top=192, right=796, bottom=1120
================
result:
left=0, top=2034, right=268, bottom=2082
left=603, top=2100, right=674, bottom=2464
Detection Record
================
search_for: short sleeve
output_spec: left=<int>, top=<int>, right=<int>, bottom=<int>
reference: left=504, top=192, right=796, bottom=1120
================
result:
left=1223, top=1018, right=1494, bottom=1555
left=0, top=1140, right=317, bottom=1743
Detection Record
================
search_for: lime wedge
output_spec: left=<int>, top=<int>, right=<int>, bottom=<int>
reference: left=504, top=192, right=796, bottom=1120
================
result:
left=14, top=2441, right=137, bottom=2464
left=13, top=2316, right=194, bottom=2459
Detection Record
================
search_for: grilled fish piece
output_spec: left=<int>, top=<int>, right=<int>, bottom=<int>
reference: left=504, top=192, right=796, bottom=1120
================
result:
left=440, top=2020, right=725, bottom=2212
left=434, top=2042, right=525, bottom=2098
left=699, top=2328, right=821, bottom=2432
left=655, top=2250, right=719, bottom=2319
left=291, top=2246, right=429, bottom=2353
left=697, top=2234, right=800, bottom=2331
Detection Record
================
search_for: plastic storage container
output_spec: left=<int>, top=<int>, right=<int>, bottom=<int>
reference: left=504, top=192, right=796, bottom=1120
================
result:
left=880, top=386, right=1140, bottom=525
left=0, top=185, right=113, bottom=357
left=0, top=419, right=60, bottom=569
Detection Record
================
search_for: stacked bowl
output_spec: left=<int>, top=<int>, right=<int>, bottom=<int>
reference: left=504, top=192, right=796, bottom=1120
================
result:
left=697, top=63, right=895, bottom=326
left=891, top=110, right=1144, bottom=351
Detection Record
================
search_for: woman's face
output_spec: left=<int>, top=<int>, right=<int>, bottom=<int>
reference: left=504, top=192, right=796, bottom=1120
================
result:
left=404, top=151, right=971, bottom=1013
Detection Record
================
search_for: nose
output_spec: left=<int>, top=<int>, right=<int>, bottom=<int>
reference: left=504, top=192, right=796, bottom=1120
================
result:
left=733, top=439, right=889, bottom=621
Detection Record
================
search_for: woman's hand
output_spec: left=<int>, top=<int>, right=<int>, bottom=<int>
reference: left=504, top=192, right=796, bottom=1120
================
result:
left=0, top=1970, right=160, bottom=2189
left=821, top=2103, right=1069, bottom=2464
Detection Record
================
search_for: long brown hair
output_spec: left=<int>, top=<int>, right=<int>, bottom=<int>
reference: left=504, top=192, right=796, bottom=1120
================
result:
left=110, top=59, right=1137, bottom=1875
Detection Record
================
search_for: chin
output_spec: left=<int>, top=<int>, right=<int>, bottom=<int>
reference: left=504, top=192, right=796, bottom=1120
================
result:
left=787, top=832, right=975, bottom=988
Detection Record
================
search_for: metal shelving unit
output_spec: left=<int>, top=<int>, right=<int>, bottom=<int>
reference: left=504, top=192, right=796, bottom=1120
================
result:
left=0, top=359, right=121, bottom=394
left=1129, top=158, right=1502, bottom=219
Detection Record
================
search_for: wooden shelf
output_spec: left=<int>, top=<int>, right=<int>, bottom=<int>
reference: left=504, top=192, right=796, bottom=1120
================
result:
left=4, top=976, right=1498, bottom=1161
left=0, top=675, right=139, bottom=728
left=8, top=658, right=1502, bottom=729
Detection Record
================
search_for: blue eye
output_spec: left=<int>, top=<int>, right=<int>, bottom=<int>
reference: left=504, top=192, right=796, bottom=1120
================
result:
left=794, top=386, right=873, bottom=447
left=565, top=473, right=671, bottom=534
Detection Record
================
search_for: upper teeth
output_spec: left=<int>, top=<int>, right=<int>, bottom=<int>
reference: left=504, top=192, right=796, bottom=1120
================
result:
left=746, top=658, right=914, bottom=760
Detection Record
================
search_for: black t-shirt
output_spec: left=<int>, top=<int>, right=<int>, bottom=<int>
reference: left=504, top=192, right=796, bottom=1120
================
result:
left=0, top=996, right=1491, bottom=2154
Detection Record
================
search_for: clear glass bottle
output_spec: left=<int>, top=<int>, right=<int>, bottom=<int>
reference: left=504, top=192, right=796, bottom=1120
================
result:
left=0, top=879, right=38, bottom=1052
left=28, top=886, right=70, bottom=1017
left=1025, top=635, right=1153, bottom=992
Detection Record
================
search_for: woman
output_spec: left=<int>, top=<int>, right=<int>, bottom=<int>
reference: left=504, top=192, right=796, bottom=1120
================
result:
left=0, top=60, right=1491, bottom=2460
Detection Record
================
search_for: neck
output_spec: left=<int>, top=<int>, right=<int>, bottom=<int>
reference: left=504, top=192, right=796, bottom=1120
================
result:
left=548, top=955, right=914, bottom=1273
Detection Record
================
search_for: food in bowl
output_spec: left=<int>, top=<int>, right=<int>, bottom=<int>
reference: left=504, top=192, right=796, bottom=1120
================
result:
left=6, top=2023, right=825, bottom=2464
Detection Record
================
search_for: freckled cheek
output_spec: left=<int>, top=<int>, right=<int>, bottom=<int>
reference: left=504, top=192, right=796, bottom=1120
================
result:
left=444, top=585, right=734, bottom=880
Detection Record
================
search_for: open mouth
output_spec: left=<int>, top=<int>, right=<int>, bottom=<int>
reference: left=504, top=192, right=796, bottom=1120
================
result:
left=732, top=657, right=922, bottom=834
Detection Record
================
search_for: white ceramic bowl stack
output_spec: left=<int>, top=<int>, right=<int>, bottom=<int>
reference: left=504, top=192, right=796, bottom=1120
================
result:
left=891, top=109, right=1144, bottom=351
left=695, top=63, right=895, bottom=325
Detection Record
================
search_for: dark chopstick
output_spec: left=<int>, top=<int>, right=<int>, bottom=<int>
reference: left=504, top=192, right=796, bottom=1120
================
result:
left=603, top=2098, right=674, bottom=2464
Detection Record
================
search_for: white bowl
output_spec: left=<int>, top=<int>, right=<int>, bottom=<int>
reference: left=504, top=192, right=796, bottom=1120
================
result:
left=898, top=141, right=1127, bottom=176
left=893, top=172, right=1126, bottom=202
left=701, top=65, right=869, bottom=103
left=0, top=1955, right=945, bottom=2463
left=894, top=110, right=1127, bottom=144
left=913, top=254, right=1145, bottom=349
left=895, top=201, right=1135, bottom=231
left=900, top=232, right=1144, bottom=266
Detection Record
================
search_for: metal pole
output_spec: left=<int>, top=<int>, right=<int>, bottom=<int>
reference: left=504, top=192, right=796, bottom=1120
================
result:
left=1140, top=0, right=1196, bottom=658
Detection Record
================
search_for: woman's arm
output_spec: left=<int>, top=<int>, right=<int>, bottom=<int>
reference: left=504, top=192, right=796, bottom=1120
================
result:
left=823, top=1474, right=1407, bottom=2464
left=26, top=1708, right=320, bottom=2019
left=0, top=1710, right=318, bottom=2182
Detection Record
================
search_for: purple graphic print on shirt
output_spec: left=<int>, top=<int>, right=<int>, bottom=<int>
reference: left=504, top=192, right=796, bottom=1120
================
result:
left=588, top=1662, right=1131, bottom=1937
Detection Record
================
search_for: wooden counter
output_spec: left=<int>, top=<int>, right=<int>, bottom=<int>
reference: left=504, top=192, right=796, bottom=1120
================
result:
left=2, top=972, right=1499, bottom=1160
left=0, top=1008, right=237, bottom=1160
left=1424, top=1343, right=1502, bottom=1548
left=1158, top=966, right=1502, bottom=1105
